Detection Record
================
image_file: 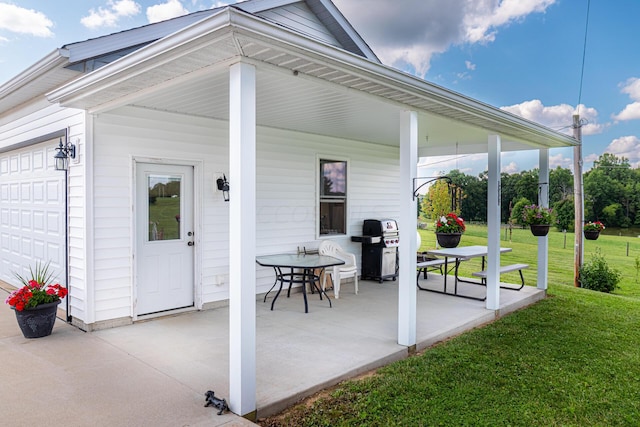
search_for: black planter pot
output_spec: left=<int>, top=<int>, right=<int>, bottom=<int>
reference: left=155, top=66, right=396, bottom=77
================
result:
left=12, top=300, right=61, bottom=339
left=530, top=224, right=550, bottom=237
left=584, top=230, right=600, bottom=240
left=436, top=232, right=462, bottom=248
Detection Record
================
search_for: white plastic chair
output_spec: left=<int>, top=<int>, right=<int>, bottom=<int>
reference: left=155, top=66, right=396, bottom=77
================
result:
left=318, top=240, right=358, bottom=299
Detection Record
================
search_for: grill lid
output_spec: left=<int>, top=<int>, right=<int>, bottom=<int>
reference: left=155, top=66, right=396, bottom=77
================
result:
left=363, top=219, right=398, bottom=236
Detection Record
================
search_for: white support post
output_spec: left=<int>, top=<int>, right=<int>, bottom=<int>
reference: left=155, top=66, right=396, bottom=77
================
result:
left=486, top=135, right=501, bottom=310
left=538, top=149, right=550, bottom=290
left=228, top=62, right=257, bottom=418
left=398, top=110, right=418, bottom=347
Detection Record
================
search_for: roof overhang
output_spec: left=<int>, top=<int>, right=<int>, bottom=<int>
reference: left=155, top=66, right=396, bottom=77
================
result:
left=46, top=7, right=577, bottom=155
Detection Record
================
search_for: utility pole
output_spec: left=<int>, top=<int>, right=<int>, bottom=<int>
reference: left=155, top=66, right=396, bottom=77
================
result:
left=573, top=114, right=584, bottom=287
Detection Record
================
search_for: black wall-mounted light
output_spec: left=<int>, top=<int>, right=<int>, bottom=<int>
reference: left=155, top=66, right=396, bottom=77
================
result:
left=54, top=138, right=76, bottom=171
left=216, top=174, right=230, bottom=202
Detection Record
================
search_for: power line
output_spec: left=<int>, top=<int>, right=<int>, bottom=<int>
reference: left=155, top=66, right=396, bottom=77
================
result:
left=577, top=0, right=591, bottom=115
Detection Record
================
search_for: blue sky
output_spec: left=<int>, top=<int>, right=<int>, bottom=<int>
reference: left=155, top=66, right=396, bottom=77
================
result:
left=1, top=0, right=638, bottom=176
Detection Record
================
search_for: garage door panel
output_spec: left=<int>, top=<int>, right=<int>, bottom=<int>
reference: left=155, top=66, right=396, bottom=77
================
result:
left=47, top=180, right=61, bottom=203
left=0, top=140, right=65, bottom=287
left=21, top=210, right=31, bottom=229
left=33, top=181, right=44, bottom=201
left=21, top=237, right=31, bottom=257
left=11, top=234, right=20, bottom=255
left=9, top=155, right=18, bottom=173
left=10, top=182, right=18, bottom=200
left=21, top=182, right=30, bottom=200
left=10, top=209, right=19, bottom=227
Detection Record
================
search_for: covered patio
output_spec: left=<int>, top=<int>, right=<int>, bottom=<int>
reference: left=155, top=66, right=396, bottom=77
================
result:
left=35, top=4, right=578, bottom=418
left=92, top=274, right=544, bottom=418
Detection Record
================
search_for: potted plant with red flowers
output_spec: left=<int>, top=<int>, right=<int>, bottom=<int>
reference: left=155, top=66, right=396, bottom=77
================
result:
left=5, top=261, right=67, bottom=338
left=522, top=204, right=553, bottom=236
left=584, top=221, right=605, bottom=240
left=435, top=212, right=466, bottom=248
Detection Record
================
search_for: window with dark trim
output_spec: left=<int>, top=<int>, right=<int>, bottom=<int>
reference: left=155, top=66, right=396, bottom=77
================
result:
left=319, top=159, right=347, bottom=235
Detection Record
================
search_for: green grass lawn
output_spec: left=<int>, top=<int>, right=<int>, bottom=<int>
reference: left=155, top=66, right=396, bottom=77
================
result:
left=259, top=226, right=640, bottom=426
left=420, top=225, right=640, bottom=298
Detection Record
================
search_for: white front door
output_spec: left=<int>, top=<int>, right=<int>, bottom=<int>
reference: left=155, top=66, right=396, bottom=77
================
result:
left=135, top=163, right=194, bottom=315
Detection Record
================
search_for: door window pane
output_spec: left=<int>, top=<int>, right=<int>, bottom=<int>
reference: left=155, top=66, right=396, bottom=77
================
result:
left=148, top=174, right=181, bottom=241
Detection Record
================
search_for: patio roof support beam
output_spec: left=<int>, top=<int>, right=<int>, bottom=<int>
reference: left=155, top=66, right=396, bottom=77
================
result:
left=486, top=134, right=501, bottom=310
left=537, top=149, right=549, bottom=290
left=228, top=61, right=257, bottom=418
left=398, top=109, right=418, bottom=346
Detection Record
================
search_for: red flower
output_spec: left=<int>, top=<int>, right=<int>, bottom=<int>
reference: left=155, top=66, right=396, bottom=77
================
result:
left=5, top=263, right=67, bottom=311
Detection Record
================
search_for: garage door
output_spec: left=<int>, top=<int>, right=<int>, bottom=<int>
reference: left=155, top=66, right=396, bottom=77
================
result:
left=0, top=140, right=66, bottom=288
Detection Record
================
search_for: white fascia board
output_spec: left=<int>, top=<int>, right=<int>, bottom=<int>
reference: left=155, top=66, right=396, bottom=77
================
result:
left=47, top=6, right=576, bottom=149
left=0, top=49, right=68, bottom=97
left=47, top=9, right=233, bottom=104
left=227, top=11, right=577, bottom=148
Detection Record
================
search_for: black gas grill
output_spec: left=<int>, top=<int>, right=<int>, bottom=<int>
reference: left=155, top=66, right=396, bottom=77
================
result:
left=351, top=219, right=399, bottom=283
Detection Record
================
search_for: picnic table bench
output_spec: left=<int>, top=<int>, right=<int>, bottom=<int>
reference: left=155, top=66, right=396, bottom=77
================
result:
left=472, top=263, right=529, bottom=290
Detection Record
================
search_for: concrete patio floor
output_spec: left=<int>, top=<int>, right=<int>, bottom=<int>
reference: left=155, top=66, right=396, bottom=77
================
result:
left=0, top=273, right=544, bottom=424
left=93, top=273, right=545, bottom=419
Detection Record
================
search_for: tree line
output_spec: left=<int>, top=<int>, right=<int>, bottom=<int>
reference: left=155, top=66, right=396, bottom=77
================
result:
left=420, top=153, right=640, bottom=230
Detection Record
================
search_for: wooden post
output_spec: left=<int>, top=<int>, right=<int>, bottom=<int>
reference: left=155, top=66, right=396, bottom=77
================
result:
left=573, top=114, right=584, bottom=287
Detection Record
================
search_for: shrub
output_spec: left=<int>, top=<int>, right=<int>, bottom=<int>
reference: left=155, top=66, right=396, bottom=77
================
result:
left=579, top=249, right=621, bottom=293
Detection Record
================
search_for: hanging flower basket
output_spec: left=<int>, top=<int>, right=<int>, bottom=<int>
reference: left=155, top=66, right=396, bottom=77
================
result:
left=436, top=232, right=462, bottom=248
left=584, top=230, right=600, bottom=240
left=584, top=221, right=604, bottom=240
left=522, top=205, right=553, bottom=237
left=530, top=224, right=551, bottom=236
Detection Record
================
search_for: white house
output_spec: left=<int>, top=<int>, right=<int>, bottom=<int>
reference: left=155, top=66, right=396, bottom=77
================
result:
left=0, top=0, right=576, bottom=417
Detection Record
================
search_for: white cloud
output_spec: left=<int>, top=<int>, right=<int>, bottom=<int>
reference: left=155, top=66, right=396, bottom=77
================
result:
left=549, top=152, right=572, bottom=169
left=464, top=0, right=555, bottom=44
left=0, top=3, right=54, bottom=37
left=147, top=0, right=189, bottom=24
left=620, top=77, right=640, bottom=101
left=81, top=0, right=141, bottom=29
left=465, top=60, right=476, bottom=71
left=613, top=78, right=640, bottom=121
left=502, top=161, right=519, bottom=173
left=613, top=102, right=640, bottom=121
left=333, top=0, right=555, bottom=76
left=501, top=99, right=604, bottom=136
left=604, top=135, right=640, bottom=168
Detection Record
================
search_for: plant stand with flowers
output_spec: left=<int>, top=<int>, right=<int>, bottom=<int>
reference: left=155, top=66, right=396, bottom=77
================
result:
left=4, top=261, right=68, bottom=339
left=13, top=300, right=61, bottom=338
left=584, top=221, right=605, bottom=240
left=435, top=213, right=466, bottom=248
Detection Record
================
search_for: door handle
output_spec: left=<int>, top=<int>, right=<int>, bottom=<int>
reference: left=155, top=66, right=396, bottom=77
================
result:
left=188, top=241, right=195, bottom=246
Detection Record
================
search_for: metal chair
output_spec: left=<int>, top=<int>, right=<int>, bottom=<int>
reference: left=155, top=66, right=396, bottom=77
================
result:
left=318, top=240, right=358, bottom=299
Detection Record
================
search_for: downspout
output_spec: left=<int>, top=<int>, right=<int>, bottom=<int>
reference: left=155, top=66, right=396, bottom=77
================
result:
left=62, top=128, right=72, bottom=322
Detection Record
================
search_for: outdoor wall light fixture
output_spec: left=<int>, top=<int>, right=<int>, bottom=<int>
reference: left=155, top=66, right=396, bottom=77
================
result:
left=216, top=174, right=230, bottom=201
left=54, top=138, right=76, bottom=171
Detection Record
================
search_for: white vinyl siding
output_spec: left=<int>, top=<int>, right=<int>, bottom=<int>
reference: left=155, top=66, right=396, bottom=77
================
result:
left=94, top=106, right=400, bottom=320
